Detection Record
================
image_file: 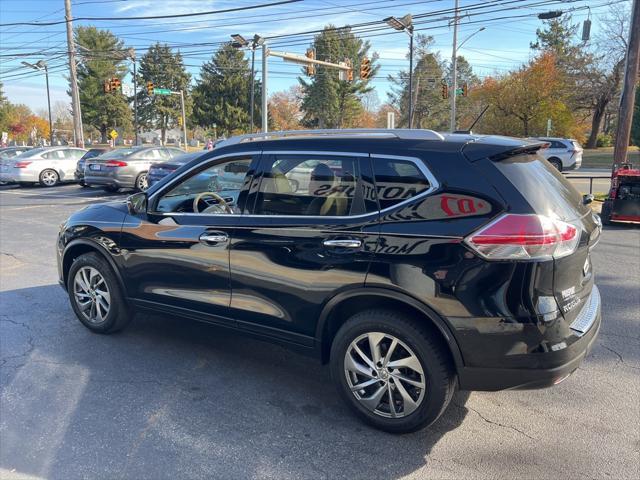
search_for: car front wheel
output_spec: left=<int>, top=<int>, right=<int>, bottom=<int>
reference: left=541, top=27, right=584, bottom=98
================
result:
left=135, top=172, right=148, bottom=192
left=330, top=310, right=456, bottom=434
left=67, top=252, right=132, bottom=333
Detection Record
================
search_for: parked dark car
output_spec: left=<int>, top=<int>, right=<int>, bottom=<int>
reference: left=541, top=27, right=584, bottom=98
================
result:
left=75, top=148, right=112, bottom=186
left=57, top=129, right=601, bottom=433
left=84, top=146, right=185, bottom=192
left=147, top=151, right=201, bottom=187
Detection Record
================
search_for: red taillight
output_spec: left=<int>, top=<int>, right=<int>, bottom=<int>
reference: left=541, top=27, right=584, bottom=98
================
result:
left=465, top=214, right=580, bottom=260
left=105, top=160, right=128, bottom=167
left=14, top=161, right=32, bottom=168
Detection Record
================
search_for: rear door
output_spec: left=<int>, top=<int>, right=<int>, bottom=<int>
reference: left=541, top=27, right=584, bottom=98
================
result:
left=227, top=151, right=379, bottom=344
left=491, top=153, right=601, bottom=325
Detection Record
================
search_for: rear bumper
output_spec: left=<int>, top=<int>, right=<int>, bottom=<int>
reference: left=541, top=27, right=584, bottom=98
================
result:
left=84, top=173, right=134, bottom=188
left=0, top=170, right=38, bottom=183
left=457, top=285, right=602, bottom=391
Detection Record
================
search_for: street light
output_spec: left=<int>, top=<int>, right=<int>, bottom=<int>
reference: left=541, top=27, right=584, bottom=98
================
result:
left=384, top=14, right=414, bottom=128
left=231, top=34, right=264, bottom=133
left=450, top=25, right=486, bottom=132
left=21, top=60, right=53, bottom=146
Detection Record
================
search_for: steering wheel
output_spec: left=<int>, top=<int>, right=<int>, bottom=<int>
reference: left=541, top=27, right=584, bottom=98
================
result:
left=192, top=191, right=233, bottom=214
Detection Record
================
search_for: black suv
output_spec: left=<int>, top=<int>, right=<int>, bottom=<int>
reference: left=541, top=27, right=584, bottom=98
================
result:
left=57, top=129, right=602, bottom=433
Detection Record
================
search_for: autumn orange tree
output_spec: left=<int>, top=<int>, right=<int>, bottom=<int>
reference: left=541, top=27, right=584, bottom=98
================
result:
left=472, top=52, right=580, bottom=138
left=0, top=102, right=50, bottom=144
left=269, top=86, right=303, bottom=131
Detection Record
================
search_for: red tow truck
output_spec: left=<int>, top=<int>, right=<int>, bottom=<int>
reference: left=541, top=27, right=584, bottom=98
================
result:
left=600, top=163, right=640, bottom=225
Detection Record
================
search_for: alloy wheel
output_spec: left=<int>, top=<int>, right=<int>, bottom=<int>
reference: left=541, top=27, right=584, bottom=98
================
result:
left=137, top=173, right=148, bottom=191
left=41, top=170, right=58, bottom=186
left=73, top=266, right=111, bottom=324
left=344, top=332, right=425, bottom=418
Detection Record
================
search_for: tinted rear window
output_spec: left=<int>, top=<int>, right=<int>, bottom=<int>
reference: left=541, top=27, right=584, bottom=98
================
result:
left=494, top=153, right=587, bottom=220
left=372, top=158, right=431, bottom=210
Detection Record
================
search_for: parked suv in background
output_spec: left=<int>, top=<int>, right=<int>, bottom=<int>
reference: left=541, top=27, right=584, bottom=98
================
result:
left=75, top=148, right=112, bottom=186
left=535, top=137, right=583, bottom=171
left=0, top=146, right=86, bottom=186
left=84, top=146, right=185, bottom=192
left=57, top=129, right=601, bottom=433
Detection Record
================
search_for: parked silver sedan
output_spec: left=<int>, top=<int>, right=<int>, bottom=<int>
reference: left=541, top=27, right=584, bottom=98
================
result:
left=84, top=146, right=185, bottom=192
left=0, top=147, right=87, bottom=187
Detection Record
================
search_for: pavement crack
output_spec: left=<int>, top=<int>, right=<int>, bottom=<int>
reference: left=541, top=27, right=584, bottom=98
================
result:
left=601, top=344, right=640, bottom=370
left=464, top=405, right=536, bottom=440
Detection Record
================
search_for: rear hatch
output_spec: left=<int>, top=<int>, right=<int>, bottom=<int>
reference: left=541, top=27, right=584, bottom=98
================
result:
left=491, top=153, right=600, bottom=324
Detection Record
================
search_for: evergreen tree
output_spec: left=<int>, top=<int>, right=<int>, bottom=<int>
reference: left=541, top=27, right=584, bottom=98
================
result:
left=299, top=26, right=377, bottom=128
left=75, top=26, right=132, bottom=143
left=388, top=35, right=448, bottom=129
left=191, top=43, right=258, bottom=136
left=137, top=43, right=191, bottom=143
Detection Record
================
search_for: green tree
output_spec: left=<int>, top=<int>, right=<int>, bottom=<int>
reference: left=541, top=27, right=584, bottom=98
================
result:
left=75, top=26, right=132, bottom=143
left=137, top=43, right=191, bottom=143
left=299, top=25, right=377, bottom=128
left=191, top=43, right=258, bottom=136
left=388, top=35, right=448, bottom=129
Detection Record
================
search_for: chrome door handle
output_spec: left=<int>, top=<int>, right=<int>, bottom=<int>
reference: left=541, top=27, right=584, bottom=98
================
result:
left=199, top=233, right=229, bottom=245
left=323, top=239, right=362, bottom=248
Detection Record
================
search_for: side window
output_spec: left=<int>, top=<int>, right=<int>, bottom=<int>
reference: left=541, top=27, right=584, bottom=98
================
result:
left=140, top=149, right=161, bottom=160
left=254, top=155, right=357, bottom=216
left=155, top=157, right=252, bottom=215
left=372, top=158, right=431, bottom=210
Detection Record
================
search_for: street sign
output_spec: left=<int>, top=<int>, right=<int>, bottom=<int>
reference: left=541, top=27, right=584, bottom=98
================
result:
left=153, top=88, right=171, bottom=95
left=109, top=129, right=118, bottom=140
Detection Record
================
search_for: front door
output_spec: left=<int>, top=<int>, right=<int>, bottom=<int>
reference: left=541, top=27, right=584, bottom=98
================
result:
left=228, top=152, right=380, bottom=345
left=119, top=152, right=260, bottom=322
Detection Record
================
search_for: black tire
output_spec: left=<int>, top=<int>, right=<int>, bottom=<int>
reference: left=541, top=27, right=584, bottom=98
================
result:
left=548, top=157, right=562, bottom=171
left=102, top=185, right=119, bottom=193
left=79, top=181, right=89, bottom=188
left=330, top=309, right=456, bottom=434
left=601, top=200, right=612, bottom=225
left=39, top=168, right=59, bottom=187
left=135, top=171, right=149, bottom=192
left=67, top=252, right=132, bottom=334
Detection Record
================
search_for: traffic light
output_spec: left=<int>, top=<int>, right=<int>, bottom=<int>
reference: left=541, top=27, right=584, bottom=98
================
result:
left=109, top=77, right=121, bottom=91
left=360, top=57, right=371, bottom=80
left=103, top=80, right=111, bottom=93
left=462, top=83, right=468, bottom=97
left=346, top=59, right=353, bottom=82
left=441, top=83, right=449, bottom=99
left=305, top=49, right=315, bottom=76
left=146, top=81, right=154, bottom=96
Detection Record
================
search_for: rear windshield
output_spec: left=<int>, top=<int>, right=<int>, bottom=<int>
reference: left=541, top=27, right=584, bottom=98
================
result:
left=98, top=148, right=139, bottom=160
left=494, top=153, right=588, bottom=221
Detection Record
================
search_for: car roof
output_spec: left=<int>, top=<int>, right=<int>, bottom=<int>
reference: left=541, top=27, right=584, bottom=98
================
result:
left=211, top=130, right=545, bottom=162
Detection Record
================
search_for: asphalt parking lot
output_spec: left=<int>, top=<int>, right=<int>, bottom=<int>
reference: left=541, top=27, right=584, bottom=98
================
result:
left=1, top=183, right=639, bottom=480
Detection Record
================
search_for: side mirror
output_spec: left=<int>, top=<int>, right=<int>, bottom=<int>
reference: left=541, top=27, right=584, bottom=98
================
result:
left=127, top=192, right=147, bottom=214
left=582, top=194, right=594, bottom=205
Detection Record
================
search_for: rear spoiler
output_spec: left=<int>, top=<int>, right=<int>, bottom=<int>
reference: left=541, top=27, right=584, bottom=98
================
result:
left=461, top=137, right=548, bottom=162
left=488, top=142, right=549, bottom=161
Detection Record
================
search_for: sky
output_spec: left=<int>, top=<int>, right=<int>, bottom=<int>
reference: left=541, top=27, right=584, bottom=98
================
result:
left=0, top=0, right=631, bottom=116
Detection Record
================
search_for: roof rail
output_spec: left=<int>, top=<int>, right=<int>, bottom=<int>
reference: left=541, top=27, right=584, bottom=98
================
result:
left=217, top=128, right=445, bottom=147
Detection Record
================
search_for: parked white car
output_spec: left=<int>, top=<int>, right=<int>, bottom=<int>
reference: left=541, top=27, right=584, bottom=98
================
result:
left=535, top=137, right=583, bottom=171
left=0, top=147, right=87, bottom=187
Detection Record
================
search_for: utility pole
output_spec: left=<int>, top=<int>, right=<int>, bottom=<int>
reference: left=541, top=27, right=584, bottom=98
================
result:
left=64, top=0, right=84, bottom=147
left=450, top=0, right=459, bottom=132
left=129, top=48, right=138, bottom=146
left=171, top=90, right=188, bottom=148
left=262, top=42, right=268, bottom=133
left=613, top=0, right=640, bottom=167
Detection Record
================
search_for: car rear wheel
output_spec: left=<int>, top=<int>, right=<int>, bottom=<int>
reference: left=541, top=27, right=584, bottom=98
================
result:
left=601, top=200, right=612, bottom=225
left=39, top=169, right=59, bottom=187
left=135, top=172, right=148, bottom=192
left=67, top=252, right=132, bottom=333
left=548, top=157, right=562, bottom=171
left=330, top=310, right=456, bottom=434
